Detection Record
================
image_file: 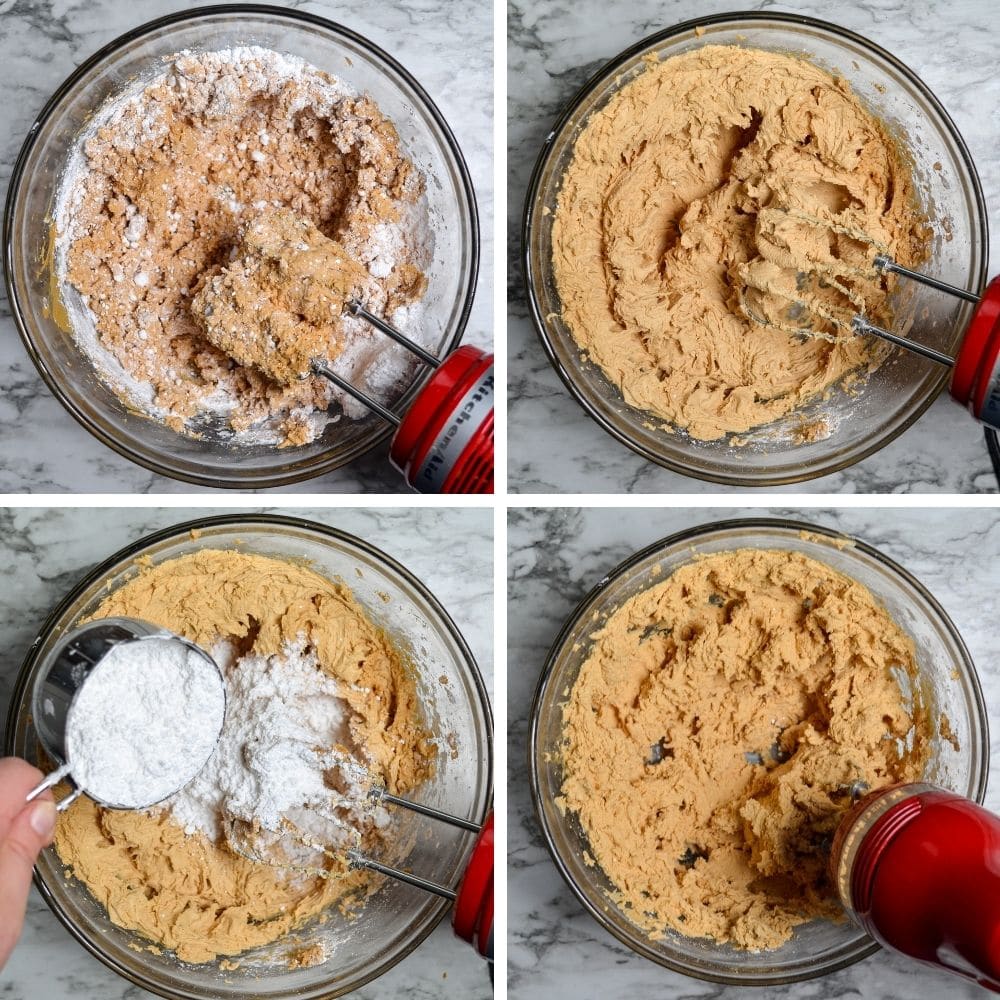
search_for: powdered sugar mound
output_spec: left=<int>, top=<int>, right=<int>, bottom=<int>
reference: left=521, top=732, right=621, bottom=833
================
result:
left=163, top=639, right=382, bottom=846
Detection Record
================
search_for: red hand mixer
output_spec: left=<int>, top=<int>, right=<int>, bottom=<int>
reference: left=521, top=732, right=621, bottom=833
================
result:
left=318, top=303, right=494, bottom=494
left=228, top=763, right=495, bottom=964
left=832, top=783, right=1000, bottom=991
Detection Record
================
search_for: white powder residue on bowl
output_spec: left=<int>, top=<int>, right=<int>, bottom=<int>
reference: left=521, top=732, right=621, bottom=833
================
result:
left=53, top=45, right=437, bottom=446
left=66, top=637, right=225, bottom=808
left=163, top=639, right=386, bottom=846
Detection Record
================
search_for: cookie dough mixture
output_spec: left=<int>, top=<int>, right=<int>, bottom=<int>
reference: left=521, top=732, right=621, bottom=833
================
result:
left=56, top=47, right=430, bottom=445
left=551, top=46, right=926, bottom=440
left=558, top=549, right=932, bottom=950
left=192, top=208, right=370, bottom=387
left=54, top=549, right=436, bottom=964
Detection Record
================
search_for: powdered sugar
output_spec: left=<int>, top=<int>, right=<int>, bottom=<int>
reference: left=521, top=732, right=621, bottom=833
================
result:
left=65, top=638, right=225, bottom=809
left=162, top=638, right=384, bottom=848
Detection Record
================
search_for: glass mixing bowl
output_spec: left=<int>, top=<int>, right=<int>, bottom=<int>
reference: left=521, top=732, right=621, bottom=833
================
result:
left=529, top=518, right=988, bottom=985
left=3, top=6, right=478, bottom=489
left=523, top=13, right=988, bottom=486
left=5, top=514, right=493, bottom=999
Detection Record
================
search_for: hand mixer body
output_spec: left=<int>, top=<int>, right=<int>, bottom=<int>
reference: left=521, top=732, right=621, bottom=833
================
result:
left=451, top=811, right=494, bottom=960
left=860, top=270, right=1000, bottom=431
left=950, top=275, right=1000, bottom=430
left=389, top=346, right=494, bottom=494
left=832, top=784, right=1000, bottom=992
left=314, top=323, right=494, bottom=493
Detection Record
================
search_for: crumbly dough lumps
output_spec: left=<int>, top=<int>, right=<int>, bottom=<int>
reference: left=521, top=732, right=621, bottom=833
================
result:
left=192, top=209, right=370, bottom=384
left=558, top=549, right=931, bottom=950
left=552, top=45, right=926, bottom=440
left=60, top=48, right=427, bottom=444
left=54, top=549, right=435, bottom=964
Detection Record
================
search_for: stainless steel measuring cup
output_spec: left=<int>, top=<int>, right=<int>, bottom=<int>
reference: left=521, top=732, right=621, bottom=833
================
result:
left=25, top=617, right=225, bottom=810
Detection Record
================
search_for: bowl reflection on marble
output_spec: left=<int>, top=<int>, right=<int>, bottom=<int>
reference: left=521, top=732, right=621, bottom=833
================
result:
left=5, top=514, right=493, bottom=1000
left=4, top=6, right=478, bottom=489
left=529, top=518, right=988, bottom=986
left=523, top=12, right=987, bottom=487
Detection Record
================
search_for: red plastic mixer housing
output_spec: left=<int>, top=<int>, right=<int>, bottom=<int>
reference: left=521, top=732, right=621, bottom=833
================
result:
left=832, top=784, right=1000, bottom=992
left=390, top=345, right=494, bottom=494
left=451, top=812, right=494, bottom=960
left=951, top=274, right=1000, bottom=429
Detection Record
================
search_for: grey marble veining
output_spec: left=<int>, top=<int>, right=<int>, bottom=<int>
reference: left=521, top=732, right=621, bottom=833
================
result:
left=0, top=0, right=491, bottom=494
left=0, top=506, right=493, bottom=999
left=508, top=0, right=1000, bottom=493
left=508, top=507, right=1000, bottom=997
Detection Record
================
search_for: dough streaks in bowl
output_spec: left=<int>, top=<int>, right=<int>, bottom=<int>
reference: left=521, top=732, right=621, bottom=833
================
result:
left=557, top=548, right=931, bottom=951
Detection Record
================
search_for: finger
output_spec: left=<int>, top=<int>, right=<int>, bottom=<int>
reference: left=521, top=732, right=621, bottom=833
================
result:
left=0, top=798, right=57, bottom=969
left=0, top=759, right=52, bottom=838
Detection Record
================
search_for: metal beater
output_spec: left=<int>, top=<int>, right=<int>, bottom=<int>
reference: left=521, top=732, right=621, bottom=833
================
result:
left=739, top=208, right=1000, bottom=429
left=227, top=746, right=494, bottom=961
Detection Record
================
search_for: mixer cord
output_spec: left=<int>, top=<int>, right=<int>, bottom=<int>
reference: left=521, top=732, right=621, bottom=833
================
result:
left=985, top=428, right=1000, bottom=491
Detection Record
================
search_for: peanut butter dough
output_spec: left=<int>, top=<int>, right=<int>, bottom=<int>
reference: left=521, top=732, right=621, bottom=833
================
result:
left=552, top=46, right=925, bottom=440
left=558, top=549, right=930, bottom=950
left=193, top=209, right=371, bottom=385
left=58, top=48, right=428, bottom=445
left=54, top=549, right=434, bottom=964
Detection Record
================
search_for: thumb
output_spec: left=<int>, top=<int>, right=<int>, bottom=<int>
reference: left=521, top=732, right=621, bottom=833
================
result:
left=0, top=799, right=56, bottom=969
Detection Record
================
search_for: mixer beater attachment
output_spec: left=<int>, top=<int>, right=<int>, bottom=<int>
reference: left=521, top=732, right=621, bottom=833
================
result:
left=738, top=209, right=1000, bottom=428
left=314, top=301, right=494, bottom=494
left=228, top=747, right=494, bottom=960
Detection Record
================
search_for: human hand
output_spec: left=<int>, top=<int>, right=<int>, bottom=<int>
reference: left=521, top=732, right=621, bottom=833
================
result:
left=0, top=758, right=56, bottom=970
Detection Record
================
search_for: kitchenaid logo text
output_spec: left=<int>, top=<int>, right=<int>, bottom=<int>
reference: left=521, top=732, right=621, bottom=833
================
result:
left=419, top=369, right=494, bottom=489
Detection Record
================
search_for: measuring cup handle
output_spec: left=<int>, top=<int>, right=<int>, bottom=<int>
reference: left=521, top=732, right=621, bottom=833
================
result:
left=24, top=763, right=75, bottom=810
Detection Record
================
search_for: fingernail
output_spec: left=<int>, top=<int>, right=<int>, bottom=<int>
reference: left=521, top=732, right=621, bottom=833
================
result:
left=30, top=800, right=57, bottom=838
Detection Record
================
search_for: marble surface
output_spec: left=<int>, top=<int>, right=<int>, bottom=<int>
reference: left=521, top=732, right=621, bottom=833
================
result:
left=508, top=0, right=1000, bottom=493
left=0, top=506, right=493, bottom=999
left=0, top=0, right=491, bottom=493
left=508, top=507, right=1000, bottom=997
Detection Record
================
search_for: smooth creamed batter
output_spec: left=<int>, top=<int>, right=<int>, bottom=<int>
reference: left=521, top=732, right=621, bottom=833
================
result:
left=552, top=45, right=926, bottom=440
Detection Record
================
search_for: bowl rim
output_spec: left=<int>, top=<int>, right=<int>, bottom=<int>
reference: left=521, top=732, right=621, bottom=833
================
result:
left=527, top=515, right=989, bottom=985
left=4, top=512, right=494, bottom=1000
left=2, top=3, right=481, bottom=490
left=521, top=10, right=990, bottom=487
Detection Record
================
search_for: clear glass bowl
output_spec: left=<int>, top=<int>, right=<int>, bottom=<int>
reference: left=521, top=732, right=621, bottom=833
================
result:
left=529, top=518, right=988, bottom=985
left=3, top=7, right=478, bottom=489
left=5, top=514, right=493, bottom=999
left=523, top=13, right=988, bottom=486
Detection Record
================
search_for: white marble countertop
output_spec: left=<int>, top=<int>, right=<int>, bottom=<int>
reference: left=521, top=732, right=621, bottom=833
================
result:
left=0, top=506, right=493, bottom=999
left=508, top=0, right=1000, bottom=493
left=0, top=0, right=491, bottom=493
left=508, top=506, right=1000, bottom=997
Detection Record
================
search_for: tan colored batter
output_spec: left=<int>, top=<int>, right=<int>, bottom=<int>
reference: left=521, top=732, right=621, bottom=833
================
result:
left=558, top=549, right=931, bottom=950
left=54, top=550, right=435, bottom=964
left=552, top=46, right=926, bottom=440
left=193, top=209, right=371, bottom=385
